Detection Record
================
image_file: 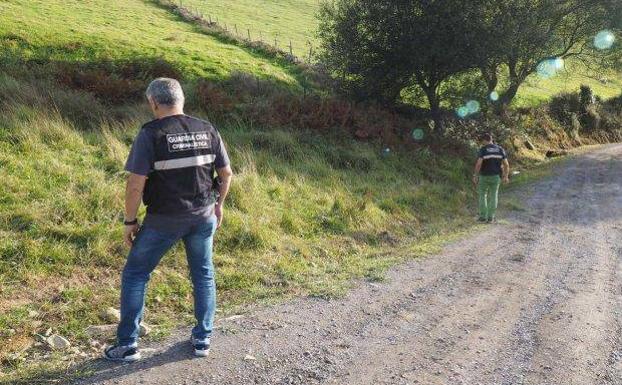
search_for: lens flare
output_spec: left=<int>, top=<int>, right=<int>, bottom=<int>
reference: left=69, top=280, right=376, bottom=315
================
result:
left=456, top=106, right=469, bottom=119
left=553, top=57, right=564, bottom=70
left=536, top=59, right=558, bottom=79
left=466, top=100, right=481, bottom=114
left=412, top=128, right=425, bottom=141
left=382, top=148, right=391, bottom=157
left=489, top=91, right=499, bottom=101
left=594, top=30, right=615, bottom=50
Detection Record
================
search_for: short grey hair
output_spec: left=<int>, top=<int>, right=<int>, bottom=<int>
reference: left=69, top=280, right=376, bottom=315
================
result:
left=145, top=78, right=185, bottom=106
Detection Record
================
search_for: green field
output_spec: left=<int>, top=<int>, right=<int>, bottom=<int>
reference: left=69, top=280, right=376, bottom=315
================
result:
left=515, top=61, right=622, bottom=107
left=0, top=0, right=300, bottom=83
left=180, top=0, right=321, bottom=58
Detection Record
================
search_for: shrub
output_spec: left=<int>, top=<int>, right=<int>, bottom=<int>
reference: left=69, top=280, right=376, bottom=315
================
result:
left=579, top=84, right=595, bottom=112
left=549, top=92, right=581, bottom=125
left=54, top=58, right=181, bottom=105
left=194, top=79, right=235, bottom=117
left=580, top=104, right=601, bottom=132
left=192, top=74, right=409, bottom=143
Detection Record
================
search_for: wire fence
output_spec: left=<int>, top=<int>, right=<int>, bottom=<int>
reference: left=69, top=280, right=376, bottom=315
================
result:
left=175, top=0, right=316, bottom=63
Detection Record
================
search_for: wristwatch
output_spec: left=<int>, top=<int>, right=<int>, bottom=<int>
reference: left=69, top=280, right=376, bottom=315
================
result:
left=124, top=218, right=138, bottom=226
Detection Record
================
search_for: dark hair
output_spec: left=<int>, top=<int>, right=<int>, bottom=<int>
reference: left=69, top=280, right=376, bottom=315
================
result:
left=479, top=132, right=493, bottom=142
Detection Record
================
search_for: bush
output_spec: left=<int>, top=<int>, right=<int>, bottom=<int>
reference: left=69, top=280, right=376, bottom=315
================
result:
left=580, top=104, right=601, bottom=131
left=54, top=58, right=181, bottom=105
left=579, top=85, right=595, bottom=111
left=549, top=92, right=581, bottom=125
left=192, top=74, right=409, bottom=143
left=194, top=79, right=235, bottom=117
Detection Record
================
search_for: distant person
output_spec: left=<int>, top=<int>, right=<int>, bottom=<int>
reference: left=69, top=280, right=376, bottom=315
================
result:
left=472, top=132, right=509, bottom=223
left=104, top=78, right=233, bottom=362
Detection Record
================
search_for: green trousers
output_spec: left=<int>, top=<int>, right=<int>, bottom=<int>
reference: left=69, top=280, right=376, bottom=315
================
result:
left=478, top=175, right=501, bottom=220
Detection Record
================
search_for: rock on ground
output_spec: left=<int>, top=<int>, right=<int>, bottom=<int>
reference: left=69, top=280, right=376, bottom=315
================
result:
left=46, top=335, right=70, bottom=350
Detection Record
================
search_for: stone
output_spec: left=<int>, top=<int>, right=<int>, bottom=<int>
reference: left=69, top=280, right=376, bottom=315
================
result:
left=46, top=334, right=71, bottom=350
left=244, top=354, right=256, bottom=361
left=546, top=149, right=568, bottom=158
left=221, top=315, right=244, bottom=322
left=85, top=324, right=116, bottom=338
left=100, top=307, right=121, bottom=323
left=139, top=323, right=151, bottom=336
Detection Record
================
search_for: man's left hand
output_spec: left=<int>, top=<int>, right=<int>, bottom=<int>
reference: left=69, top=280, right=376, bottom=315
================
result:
left=502, top=176, right=510, bottom=184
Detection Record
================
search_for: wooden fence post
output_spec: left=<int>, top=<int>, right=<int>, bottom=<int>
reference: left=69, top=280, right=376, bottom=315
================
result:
left=289, top=40, right=293, bottom=56
left=308, top=45, right=313, bottom=62
left=234, top=24, right=238, bottom=36
left=247, top=29, right=251, bottom=41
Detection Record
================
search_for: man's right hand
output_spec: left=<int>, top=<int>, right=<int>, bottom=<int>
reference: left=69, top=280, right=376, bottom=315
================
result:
left=472, top=175, right=479, bottom=186
left=124, top=223, right=139, bottom=247
left=215, top=204, right=224, bottom=229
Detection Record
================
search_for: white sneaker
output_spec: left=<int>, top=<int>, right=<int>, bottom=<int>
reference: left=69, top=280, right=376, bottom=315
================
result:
left=191, top=336, right=210, bottom=357
left=104, top=343, right=141, bottom=362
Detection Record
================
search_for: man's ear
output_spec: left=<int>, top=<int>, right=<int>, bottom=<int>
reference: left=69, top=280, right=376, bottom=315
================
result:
left=147, top=96, right=158, bottom=111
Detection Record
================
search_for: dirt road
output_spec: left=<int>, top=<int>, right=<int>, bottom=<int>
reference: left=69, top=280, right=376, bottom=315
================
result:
left=77, top=144, right=622, bottom=385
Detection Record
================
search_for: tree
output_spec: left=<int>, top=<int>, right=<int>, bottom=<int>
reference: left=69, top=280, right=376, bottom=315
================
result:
left=318, top=0, right=484, bottom=133
left=478, top=0, right=622, bottom=110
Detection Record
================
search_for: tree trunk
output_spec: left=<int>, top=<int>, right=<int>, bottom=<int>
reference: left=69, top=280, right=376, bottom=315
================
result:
left=415, top=73, right=444, bottom=135
left=495, top=61, right=523, bottom=114
left=498, top=80, right=521, bottom=112
left=480, top=64, right=499, bottom=94
left=424, top=88, right=443, bottom=134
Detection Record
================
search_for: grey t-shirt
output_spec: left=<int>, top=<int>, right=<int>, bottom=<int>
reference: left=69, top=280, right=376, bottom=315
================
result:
left=125, top=115, right=230, bottom=233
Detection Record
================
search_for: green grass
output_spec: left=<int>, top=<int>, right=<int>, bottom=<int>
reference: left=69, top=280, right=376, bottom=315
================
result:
left=179, top=0, right=321, bottom=57
left=0, top=0, right=300, bottom=83
left=515, top=60, right=622, bottom=107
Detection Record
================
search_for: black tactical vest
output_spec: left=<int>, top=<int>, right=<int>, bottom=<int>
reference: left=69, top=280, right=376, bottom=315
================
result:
left=142, top=115, right=218, bottom=215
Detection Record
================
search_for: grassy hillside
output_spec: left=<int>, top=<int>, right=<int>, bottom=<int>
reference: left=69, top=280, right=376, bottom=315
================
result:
left=179, top=0, right=321, bottom=57
left=515, top=61, right=622, bottom=107
left=0, top=0, right=301, bottom=83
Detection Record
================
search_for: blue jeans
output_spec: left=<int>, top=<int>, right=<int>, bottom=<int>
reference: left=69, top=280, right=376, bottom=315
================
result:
left=116, top=215, right=217, bottom=346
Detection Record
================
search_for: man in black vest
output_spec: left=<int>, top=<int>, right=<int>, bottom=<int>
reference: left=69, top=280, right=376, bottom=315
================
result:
left=105, top=78, right=233, bottom=361
left=472, top=132, right=509, bottom=223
